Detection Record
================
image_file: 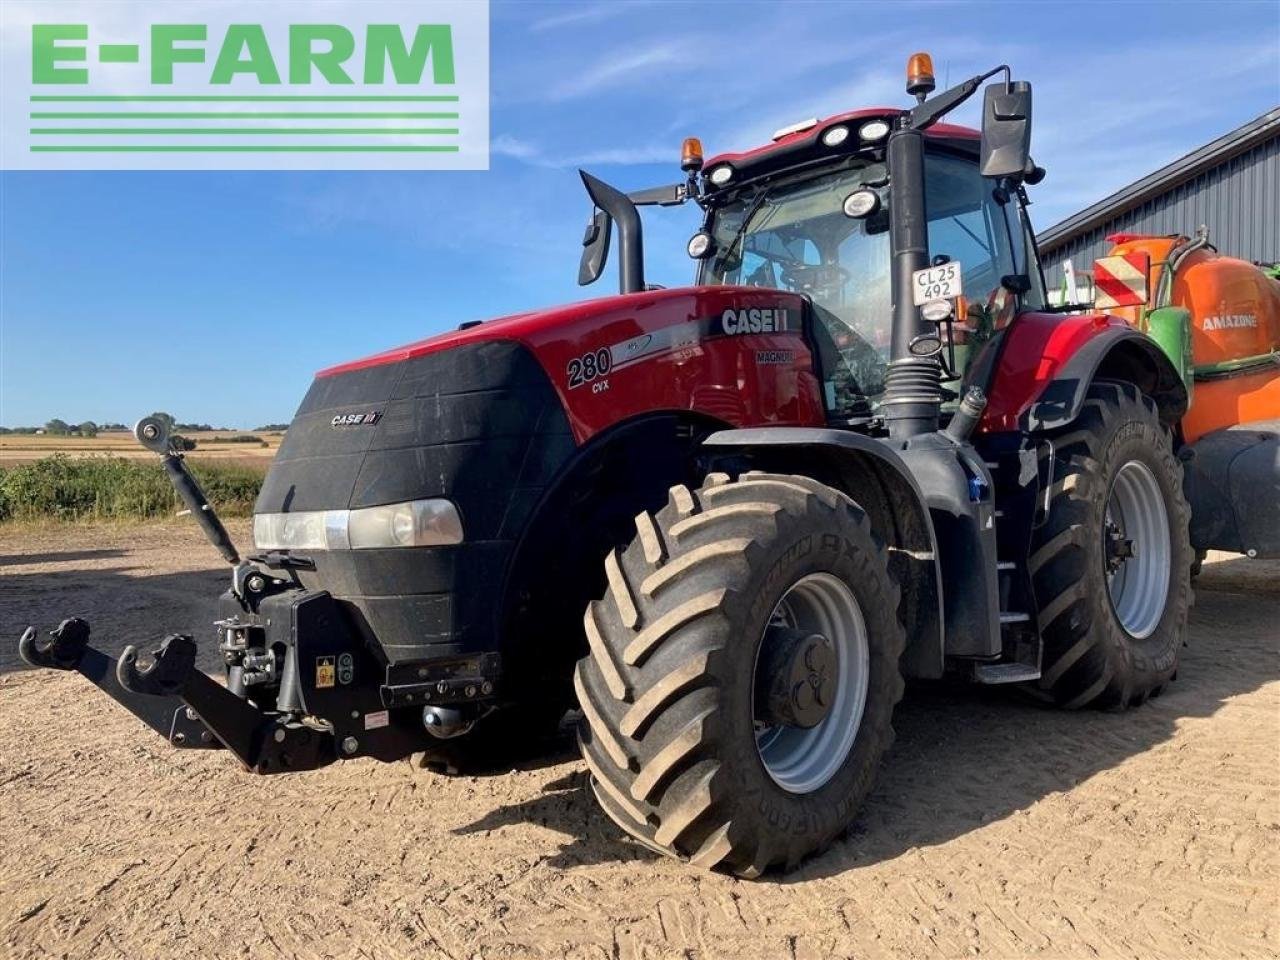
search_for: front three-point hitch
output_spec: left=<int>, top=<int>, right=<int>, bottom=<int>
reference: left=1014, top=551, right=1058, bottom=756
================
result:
left=16, top=416, right=430, bottom=774
left=19, top=619, right=329, bottom=772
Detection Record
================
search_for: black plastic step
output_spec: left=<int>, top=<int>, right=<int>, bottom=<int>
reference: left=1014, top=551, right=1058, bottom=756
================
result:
left=974, top=662, right=1041, bottom=684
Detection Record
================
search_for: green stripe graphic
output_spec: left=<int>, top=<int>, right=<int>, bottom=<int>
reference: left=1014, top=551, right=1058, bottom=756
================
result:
left=31, top=112, right=459, bottom=119
left=30, top=95, right=460, bottom=102
left=32, top=128, right=460, bottom=135
left=31, top=145, right=462, bottom=153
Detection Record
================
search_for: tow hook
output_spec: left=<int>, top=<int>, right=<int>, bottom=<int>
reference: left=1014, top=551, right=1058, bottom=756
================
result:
left=18, top=617, right=90, bottom=670
left=118, top=634, right=197, bottom=696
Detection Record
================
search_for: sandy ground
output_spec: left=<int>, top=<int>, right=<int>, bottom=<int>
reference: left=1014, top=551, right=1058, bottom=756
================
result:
left=1, top=521, right=1277, bottom=960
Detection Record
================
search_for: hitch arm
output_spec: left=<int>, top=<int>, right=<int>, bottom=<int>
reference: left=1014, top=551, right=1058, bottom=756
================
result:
left=117, top=634, right=267, bottom=764
left=20, top=621, right=332, bottom=773
left=19, top=619, right=217, bottom=749
left=134, top=416, right=239, bottom=565
left=116, top=634, right=332, bottom=773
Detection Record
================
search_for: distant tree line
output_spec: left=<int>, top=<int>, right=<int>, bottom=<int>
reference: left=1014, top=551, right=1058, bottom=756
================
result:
left=0, top=419, right=103, bottom=437
left=0, top=411, right=285, bottom=436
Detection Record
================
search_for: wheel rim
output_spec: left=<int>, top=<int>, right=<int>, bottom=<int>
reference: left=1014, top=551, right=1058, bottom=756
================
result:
left=754, top=573, right=869, bottom=794
left=1103, top=460, right=1171, bottom=639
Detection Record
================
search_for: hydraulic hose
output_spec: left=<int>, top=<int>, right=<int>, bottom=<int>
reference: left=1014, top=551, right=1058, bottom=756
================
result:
left=1156, top=227, right=1211, bottom=308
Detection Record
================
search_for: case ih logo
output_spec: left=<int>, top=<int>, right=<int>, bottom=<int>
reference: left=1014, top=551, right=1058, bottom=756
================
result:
left=331, top=411, right=381, bottom=428
left=719, top=308, right=791, bottom=335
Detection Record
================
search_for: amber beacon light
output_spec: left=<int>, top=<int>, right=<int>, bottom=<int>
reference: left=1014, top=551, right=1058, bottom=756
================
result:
left=906, top=52, right=936, bottom=100
left=681, top=137, right=704, bottom=172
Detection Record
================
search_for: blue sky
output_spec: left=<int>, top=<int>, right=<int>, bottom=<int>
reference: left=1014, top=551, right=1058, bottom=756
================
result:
left=2, top=0, right=1277, bottom=428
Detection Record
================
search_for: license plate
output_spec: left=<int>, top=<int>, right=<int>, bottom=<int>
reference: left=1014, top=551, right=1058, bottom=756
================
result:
left=912, top=261, right=963, bottom=305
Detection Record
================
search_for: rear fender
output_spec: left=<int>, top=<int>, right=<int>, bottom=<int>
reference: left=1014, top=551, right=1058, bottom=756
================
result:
left=981, top=313, right=1188, bottom=434
left=701, top=428, right=945, bottom=679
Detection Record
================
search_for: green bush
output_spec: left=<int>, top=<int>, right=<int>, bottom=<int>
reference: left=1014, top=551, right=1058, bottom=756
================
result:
left=203, top=434, right=268, bottom=445
left=0, top=455, right=263, bottom=521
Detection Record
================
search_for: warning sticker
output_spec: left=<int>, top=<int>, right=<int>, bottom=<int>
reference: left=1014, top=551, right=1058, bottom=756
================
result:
left=315, top=656, right=336, bottom=689
left=364, top=710, right=390, bottom=731
left=1093, top=252, right=1150, bottom=310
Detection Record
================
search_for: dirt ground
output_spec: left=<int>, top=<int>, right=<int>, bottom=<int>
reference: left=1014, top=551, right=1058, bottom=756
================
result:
left=1, top=521, right=1276, bottom=960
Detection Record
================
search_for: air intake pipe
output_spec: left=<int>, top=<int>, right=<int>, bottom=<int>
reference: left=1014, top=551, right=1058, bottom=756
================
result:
left=945, top=387, right=989, bottom=443
left=882, top=124, right=944, bottom=440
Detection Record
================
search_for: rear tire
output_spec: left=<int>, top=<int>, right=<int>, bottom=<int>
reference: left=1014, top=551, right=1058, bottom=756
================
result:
left=575, top=472, right=905, bottom=876
left=1029, top=381, right=1191, bottom=709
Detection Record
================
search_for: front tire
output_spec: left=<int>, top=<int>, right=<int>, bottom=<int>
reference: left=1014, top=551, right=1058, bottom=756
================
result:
left=575, top=472, right=905, bottom=876
left=1029, top=381, right=1192, bottom=709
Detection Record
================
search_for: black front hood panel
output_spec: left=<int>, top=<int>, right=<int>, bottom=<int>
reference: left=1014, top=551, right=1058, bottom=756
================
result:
left=256, top=341, right=574, bottom=664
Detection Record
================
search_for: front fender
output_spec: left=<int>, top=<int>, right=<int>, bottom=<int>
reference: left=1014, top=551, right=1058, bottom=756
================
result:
left=981, top=312, right=1188, bottom=434
left=701, top=428, right=945, bottom=679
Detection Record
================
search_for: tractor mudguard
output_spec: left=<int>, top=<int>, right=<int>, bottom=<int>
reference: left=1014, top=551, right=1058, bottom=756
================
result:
left=701, top=427, right=946, bottom=678
left=1020, top=326, right=1188, bottom=433
left=979, top=312, right=1189, bottom=435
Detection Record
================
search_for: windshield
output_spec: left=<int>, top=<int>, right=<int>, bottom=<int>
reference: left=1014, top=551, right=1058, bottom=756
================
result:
left=698, top=150, right=1039, bottom=417
left=701, top=162, right=892, bottom=407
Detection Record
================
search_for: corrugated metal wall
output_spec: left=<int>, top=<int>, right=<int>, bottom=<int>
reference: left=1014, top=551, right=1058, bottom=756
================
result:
left=1039, top=132, right=1279, bottom=293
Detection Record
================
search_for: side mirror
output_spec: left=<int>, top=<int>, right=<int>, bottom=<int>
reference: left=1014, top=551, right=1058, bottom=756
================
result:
left=1093, top=252, right=1151, bottom=309
left=979, top=80, right=1033, bottom=179
left=578, top=209, right=612, bottom=286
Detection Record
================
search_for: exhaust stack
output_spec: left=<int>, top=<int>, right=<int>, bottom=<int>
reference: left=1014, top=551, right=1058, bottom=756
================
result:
left=579, top=170, right=645, bottom=295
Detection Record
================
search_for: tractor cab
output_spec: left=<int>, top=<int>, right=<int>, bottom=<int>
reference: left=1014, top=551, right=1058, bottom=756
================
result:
left=691, top=124, right=1047, bottom=423
left=577, top=53, right=1045, bottom=438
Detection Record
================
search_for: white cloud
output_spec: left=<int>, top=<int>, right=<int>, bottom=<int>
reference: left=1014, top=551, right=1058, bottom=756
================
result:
left=528, top=2, right=640, bottom=33
left=489, top=134, right=675, bottom=169
left=543, top=40, right=697, bottom=101
left=491, top=134, right=540, bottom=160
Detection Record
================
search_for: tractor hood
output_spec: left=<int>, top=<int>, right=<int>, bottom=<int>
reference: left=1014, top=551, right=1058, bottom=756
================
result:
left=252, top=283, right=816, bottom=662
left=262, top=283, right=813, bottom=513
left=309, top=284, right=816, bottom=444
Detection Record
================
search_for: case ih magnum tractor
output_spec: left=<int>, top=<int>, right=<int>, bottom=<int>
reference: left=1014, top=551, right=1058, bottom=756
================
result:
left=21, top=55, right=1279, bottom=876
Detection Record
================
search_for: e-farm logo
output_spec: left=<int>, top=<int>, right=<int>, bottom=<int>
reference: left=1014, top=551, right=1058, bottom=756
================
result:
left=0, top=1, right=489, bottom=170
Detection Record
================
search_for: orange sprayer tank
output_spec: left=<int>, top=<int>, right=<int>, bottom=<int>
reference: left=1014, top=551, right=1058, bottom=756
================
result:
left=1104, top=234, right=1280, bottom=441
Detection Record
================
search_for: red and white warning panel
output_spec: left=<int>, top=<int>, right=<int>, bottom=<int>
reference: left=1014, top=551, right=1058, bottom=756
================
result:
left=1093, top=252, right=1150, bottom=310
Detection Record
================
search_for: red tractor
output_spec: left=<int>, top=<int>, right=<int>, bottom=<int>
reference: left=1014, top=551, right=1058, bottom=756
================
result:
left=22, top=54, right=1275, bottom=876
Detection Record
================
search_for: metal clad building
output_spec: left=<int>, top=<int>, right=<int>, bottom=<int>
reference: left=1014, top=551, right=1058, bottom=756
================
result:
left=1038, top=108, right=1280, bottom=295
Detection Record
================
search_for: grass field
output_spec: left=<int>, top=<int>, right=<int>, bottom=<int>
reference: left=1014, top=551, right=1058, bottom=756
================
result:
left=0, top=430, right=282, bottom=467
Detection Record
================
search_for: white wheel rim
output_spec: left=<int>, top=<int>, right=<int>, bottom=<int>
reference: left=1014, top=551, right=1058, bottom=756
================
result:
left=1104, top=460, right=1171, bottom=639
left=754, top=573, right=869, bottom=794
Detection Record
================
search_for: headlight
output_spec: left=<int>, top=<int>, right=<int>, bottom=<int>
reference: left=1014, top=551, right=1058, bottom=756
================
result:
left=253, top=498, right=464, bottom=551
left=347, top=499, right=463, bottom=548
